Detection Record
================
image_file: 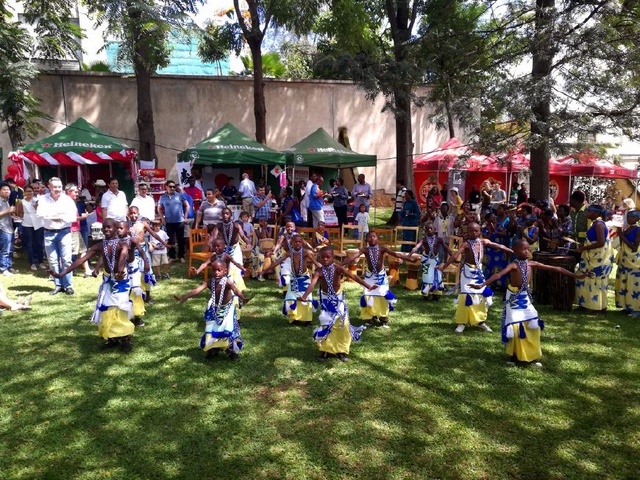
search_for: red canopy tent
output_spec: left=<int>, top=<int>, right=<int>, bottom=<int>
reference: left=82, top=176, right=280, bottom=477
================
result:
left=555, top=154, right=637, bottom=179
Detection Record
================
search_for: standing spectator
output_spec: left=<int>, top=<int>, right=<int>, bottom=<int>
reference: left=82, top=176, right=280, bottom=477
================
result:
left=468, top=184, right=482, bottom=211
left=65, top=183, right=92, bottom=277
left=569, top=190, right=589, bottom=247
left=17, top=185, right=46, bottom=271
left=399, top=190, right=421, bottom=252
left=93, top=179, right=107, bottom=202
left=238, top=173, right=257, bottom=218
left=158, top=180, right=189, bottom=263
left=37, top=177, right=77, bottom=295
left=387, top=179, right=407, bottom=226
left=184, top=176, right=203, bottom=215
left=449, top=187, right=464, bottom=214
left=196, top=188, right=226, bottom=228
left=5, top=177, right=24, bottom=206
left=221, top=176, right=238, bottom=205
left=101, top=177, right=128, bottom=221
left=352, top=173, right=372, bottom=213
left=130, top=182, right=157, bottom=221
left=177, top=185, right=195, bottom=244
left=0, top=183, right=16, bottom=275
left=309, top=175, right=325, bottom=227
left=331, top=178, right=349, bottom=228
left=253, top=186, right=273, bottom=223
left=278, top=186, right=297, bottom=226
left=517, top=183, right=528, bottom=205
left=480, top=180, right=492, bottom=214
left=440, top=183, right=449, bottom=204
left=490, top=182, right=507, bottom=209
left=301, top=172, right=318, bottom=226
left=426, top=185, right=442, bottom=211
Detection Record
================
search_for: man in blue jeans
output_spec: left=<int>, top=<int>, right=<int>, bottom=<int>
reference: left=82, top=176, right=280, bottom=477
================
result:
left=0, top=183, right=16, bottom=276
left=158, top=180, right=189, bottom=263
left=36, top=177, right=78, bottom=294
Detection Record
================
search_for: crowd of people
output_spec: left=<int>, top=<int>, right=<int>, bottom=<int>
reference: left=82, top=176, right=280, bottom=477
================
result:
left=2, top=172, right=634, bottom=369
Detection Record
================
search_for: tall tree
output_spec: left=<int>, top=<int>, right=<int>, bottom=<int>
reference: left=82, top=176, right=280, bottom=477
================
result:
left=199, top=0, right=325, bottom=144
left=480, top=0, right=640, bottom=201
left=311, top=0, right=424, bottom=191
left=84, top=0, right=201, bottom=161
left=0, top=0, right=82, bottom=149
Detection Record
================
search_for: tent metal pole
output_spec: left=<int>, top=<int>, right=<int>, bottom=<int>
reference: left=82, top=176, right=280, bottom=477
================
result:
left=374, top=166, right=377, bottom=225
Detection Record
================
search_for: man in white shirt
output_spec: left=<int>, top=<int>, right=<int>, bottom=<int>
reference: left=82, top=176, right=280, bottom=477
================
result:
left=37, top=177, right=78, bottom=295
left=301, top=172, right=318, bottom=226
left=352, top=173, right=372, bottom=212
left=238, top=173, right=256, bottom=219
left=101, top=177, right=129, bottom=221
left=130, top=182, right=157, bottom=221
left=386, top=179, right=406, bottom=226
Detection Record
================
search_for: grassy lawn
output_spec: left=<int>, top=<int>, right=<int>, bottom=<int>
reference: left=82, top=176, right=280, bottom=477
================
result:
left=1, top=243, right=639, bottom=480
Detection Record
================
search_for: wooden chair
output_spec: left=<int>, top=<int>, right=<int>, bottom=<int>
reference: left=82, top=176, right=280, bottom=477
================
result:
left=325, top=227, right=341, bottom=247
left=442, top=235, right=463, bottom=290
left=372, top=227, right=396, bottom=249
left=188, top=228, right=211, bottom=283
left=335, top=224, right=364, bottom=278
left=394, top=226, right=421, bottom=289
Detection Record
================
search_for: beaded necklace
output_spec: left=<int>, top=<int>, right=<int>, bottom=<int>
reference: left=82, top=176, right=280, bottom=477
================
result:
left=368, top=245, right=380, bottom=272
left=103, top=238, right=120, bottom=274
left=468, top=238, right=482, bottom=266
left=209, top=276, right=228, bottom=313
left=292, top=247, right=305, bottom=276
left=424, top=235, right=436, bottom=258
left=321, top=263, right=336, bottom=295
left=221, top=221, right=234, bottom=246
left=515, top=259, right=530, bottom=295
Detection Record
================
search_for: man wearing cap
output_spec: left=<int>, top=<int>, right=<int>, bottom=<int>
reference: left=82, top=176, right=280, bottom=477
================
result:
left=238, top=173, right=256, bottom=218
left=130, top=182, right=157, bottom=221
left=37, top=177, right=78, bottom=295
left=101, top=177, right=128, bottom=222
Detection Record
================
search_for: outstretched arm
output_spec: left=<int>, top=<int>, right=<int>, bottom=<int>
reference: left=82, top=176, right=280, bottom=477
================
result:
left=341, top=247, right=365, bottom=266
left=225, top=253, right=244, bottom=271
left=144, top=224, right=169, bottom=248
left=530, top=261, right=588, bottom=279
left=190, top=257, right=212, bottom=276
left=483, top=238, right=513, bottom=255
left=438, top=244, right=466, bottom=271
left=262, top=251, right=290, bottom=274
left=173, top=282, right=208, bottom=303
left=228, top=280, right=247, bottom=304
left=300, top=270, right=322, bottom=301
left=307, top=251, right=322, bottom=269
left=382, top=245, right=412, bottom=261
left=338, top=264, right=375, bottom=290
left=471, top=262, right=516, bottom=288
left=52, top=243, right=101, bottom=278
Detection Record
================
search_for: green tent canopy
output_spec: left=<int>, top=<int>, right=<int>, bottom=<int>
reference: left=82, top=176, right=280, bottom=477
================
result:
left=283, top=128, right=377, bottom=168
left=9, top=117, right=136, bottom=166
left=177, top=123, right=285, bottom=165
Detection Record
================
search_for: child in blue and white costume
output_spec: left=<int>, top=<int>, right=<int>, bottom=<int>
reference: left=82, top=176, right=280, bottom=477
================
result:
left=473, top=240, right=586, bottom=366
left=176, top=259, right=247, bottom=361
left=439, top=222, right=512, bottom=333
left=301, top=247, right=376, bottom=362
left=408, top=222, right=450, bottom=300
left=263, top=233, right=321, bottom=324
left=342, top=231, right=406, bottom=328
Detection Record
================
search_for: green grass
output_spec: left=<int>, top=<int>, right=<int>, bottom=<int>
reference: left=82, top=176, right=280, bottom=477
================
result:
left=1, top=247, right=639, bottom=480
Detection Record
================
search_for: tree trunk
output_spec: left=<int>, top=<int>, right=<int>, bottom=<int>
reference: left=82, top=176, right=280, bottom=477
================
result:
left=395, top=87, right=414, bottom=192
left=529, top=0, right=555, bottom=202
left=7, top=124, right=24, bottom=150
left=134, top=64, right=157, bottom=162
left=249, top=40, right=267, bottom=144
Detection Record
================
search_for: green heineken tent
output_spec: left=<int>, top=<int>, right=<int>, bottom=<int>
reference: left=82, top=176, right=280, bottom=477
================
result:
left=177, top=122, right=285, bottom=165
left=8, top=117, right=137, bottom=166
left=283, top=128, right=377, bottom=168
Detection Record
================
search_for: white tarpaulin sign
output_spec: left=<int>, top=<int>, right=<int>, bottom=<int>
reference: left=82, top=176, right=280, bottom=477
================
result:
left=322, top=204, right=338, bottom=226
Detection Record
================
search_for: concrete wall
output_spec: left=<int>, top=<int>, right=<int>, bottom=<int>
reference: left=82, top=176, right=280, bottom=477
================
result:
left=1, top=72, right=457, bottom=192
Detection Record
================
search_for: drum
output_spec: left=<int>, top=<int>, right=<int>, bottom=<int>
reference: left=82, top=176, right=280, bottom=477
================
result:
left=405, top=255, right=422, bottom=290
left=388, top=260, right=401, bottom=286
left=345, top=249, right=361, bottom=280
left=259, top=238, right=275, bottom=253
left=532, top=252, right=577, bottom=311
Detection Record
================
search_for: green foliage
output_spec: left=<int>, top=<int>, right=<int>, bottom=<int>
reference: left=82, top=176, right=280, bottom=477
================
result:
left=82, top=60, right=112, bottom=72
left=198, top=22, right=244, bottom=64
left=241, top=52, right=286, bottom=78
left=0, top=246, right=639, bottom=478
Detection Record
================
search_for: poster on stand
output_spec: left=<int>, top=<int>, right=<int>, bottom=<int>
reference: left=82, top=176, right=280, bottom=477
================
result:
left=322, top=204, right=338, bottom=226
